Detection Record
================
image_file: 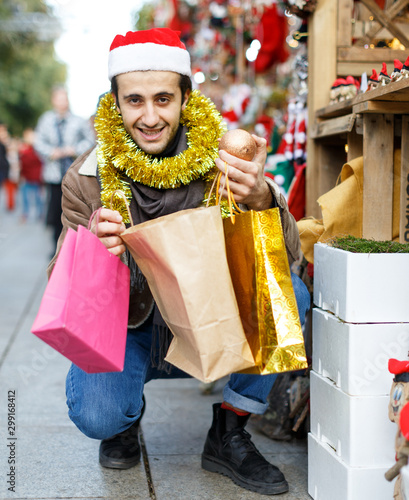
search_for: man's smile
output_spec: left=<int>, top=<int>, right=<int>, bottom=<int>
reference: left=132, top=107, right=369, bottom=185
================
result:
left=138, top=127, right=165, bottom=140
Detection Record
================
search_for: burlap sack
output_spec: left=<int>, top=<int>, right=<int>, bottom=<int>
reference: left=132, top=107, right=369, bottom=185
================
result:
left=318, top=155, right=363, bottom=242
left=297, top=217, right=325, bottom=264
left=297, top=150, right=401, bottom=263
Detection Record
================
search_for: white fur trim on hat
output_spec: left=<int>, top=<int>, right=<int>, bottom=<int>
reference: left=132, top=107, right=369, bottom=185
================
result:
left=108, top=42, right=191, bottom=80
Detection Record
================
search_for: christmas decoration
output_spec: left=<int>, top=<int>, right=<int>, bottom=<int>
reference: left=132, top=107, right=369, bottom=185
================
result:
left=264, top=155, right=294, bottom=196
left=287, top=162, right=306, bottom=221
left=280, top=0, right=317, bottom=19
left=341, top=76, right=360, bottom=100
left=254, top=113, right=275, bottom=149
left=329, top=78, right=347, bottom=104
left=283, top=100, right=296, bottom=161
left=367, top=69, right=379, bottom=91
left=378, top=62, right=391, bottom=86
left=294, top=99, right=307, bottom=161
left=95, top=90, right=226, bottom=222
left=254, top=3, right=289, bottom=73
left=221, top=83, right=254, bottom=130
left=385, top=359, right=409, bottom=499
left=402, top=56, right=409, bottom=78
left=219, top=128, right=256, bottom=161
left=169, top=0, right=194, bottom=45
left=391, top=59, right=404, bottom=82
left=329, top=76, right=359, bottom=104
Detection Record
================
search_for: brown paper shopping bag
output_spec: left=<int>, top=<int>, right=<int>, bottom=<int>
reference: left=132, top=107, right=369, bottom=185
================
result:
left=117, top=193, right=255, bottom=383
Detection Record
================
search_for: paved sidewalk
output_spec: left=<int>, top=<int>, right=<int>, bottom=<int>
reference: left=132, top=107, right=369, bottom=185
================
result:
left=0, top=204, right=310, bottom=500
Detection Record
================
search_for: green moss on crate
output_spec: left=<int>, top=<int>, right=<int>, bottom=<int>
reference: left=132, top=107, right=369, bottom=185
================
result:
left=328, top=235, right=409, bottom=254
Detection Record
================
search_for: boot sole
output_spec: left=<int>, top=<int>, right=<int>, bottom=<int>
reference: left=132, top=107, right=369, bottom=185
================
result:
left=201, top=454, right=289, bottom=495
left=99, top=451, right=141, bottom=470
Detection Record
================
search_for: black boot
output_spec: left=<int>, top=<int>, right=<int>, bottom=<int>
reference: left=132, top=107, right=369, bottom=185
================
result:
left=99, top=395, right=145, bottom=469
left=202, top=403, right=289, bottom=495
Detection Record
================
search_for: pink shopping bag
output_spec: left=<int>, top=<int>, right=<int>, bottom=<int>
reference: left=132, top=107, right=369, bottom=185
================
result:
left=31, top=221, right=130, bottom=373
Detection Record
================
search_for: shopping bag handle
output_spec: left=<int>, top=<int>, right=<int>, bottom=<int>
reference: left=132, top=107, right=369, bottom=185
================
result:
left=109, top=190, right=134, bottom=226
left=88, top=207, right=103, bottom=231
left=207, top=163, right=244, bottom=222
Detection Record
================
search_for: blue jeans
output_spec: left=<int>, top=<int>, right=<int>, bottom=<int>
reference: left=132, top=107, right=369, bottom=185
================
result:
left=66, top=273, right=310, bottom=439
left=21, top=181, right=43, bottom=219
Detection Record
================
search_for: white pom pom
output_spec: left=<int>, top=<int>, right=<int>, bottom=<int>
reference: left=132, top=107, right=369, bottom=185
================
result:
left=274, top=174, right=285, bottom=186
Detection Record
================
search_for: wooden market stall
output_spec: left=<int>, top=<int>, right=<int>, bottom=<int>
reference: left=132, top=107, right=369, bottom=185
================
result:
left=306, top=0, right=409, bottom=243
left=307, top=3, right=409, bottom=499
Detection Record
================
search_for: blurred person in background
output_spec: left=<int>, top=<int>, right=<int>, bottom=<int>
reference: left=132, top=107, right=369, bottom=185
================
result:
left=0, top=123, right=19, bottom=211
left=0, top=122, right=10, bottom=209
left=34, top=86, right=95, bottom=246
left=19, top=128, right=44, bottom=222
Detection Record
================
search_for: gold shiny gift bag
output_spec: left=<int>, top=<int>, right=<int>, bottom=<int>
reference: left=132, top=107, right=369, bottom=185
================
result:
left=223, top=207, right=308, bottom=374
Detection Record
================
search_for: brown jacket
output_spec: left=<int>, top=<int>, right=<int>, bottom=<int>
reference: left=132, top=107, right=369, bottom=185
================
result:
left=48, top=147, right=301, bottom=327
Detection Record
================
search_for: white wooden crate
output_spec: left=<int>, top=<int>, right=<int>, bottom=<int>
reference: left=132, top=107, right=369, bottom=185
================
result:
left=308, top=433, right=394, bottom=500
left=310, top=371, right=395, bottom=467
left=312, top=308, right=409, bottom=396
left=313, top=243, right=409, bottom=323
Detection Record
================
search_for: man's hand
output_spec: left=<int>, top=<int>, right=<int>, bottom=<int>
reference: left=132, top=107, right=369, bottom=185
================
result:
left=50, top=146, right=76, bottom=160
left=50, top=147, right=65, bottom=161
left=89, top=208, right=126, bottom=256
left=216, top=134, right=273, bottom=212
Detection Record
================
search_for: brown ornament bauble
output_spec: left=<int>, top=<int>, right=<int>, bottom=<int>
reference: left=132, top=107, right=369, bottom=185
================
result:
left=219, top=129, right=256, bottom=161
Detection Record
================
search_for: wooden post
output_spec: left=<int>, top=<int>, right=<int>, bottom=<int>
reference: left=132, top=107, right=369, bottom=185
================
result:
left=338, top=0, right=353, bottom=47
left=401, top=116, right=409, bottom=243
left=318, top=144, right=346, bottom=195
left=347, top=126, right=363, bottom=161
left=362, top=113, right=394, bottom=240
left=306, top=0, right=338, bottom=217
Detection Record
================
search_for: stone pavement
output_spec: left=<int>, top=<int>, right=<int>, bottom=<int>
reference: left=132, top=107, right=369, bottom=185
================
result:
left=0, top=201, right=310, bottom=500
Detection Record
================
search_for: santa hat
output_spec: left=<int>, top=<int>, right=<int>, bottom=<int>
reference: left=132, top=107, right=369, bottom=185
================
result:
left=368, top=68, right=378, bottom=83
left=345, top=75, right=360, bottom=89
left=379, top=62, right=390, bottom=82
left=394, top=59, right=403, bottom=72
left=331, top=77, right=347, bottom=89
left=108, top=28, right=191, bottom=81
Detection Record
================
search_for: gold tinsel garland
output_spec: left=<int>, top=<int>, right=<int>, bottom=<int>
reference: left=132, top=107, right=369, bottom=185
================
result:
left=95, top=90, right=227, bottom=222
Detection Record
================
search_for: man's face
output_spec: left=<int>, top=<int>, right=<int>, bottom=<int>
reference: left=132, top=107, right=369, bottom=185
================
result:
left=114, top=71, right=190, bottom=156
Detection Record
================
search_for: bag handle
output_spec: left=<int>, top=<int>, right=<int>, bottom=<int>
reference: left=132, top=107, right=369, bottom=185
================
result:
left=105, top=172, right=242, bottom=226
left=88, top=207, right=102, bottom=231
left=207, top=162, right=244, bottom=223
left=110, top=190, right=134, bottom=226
